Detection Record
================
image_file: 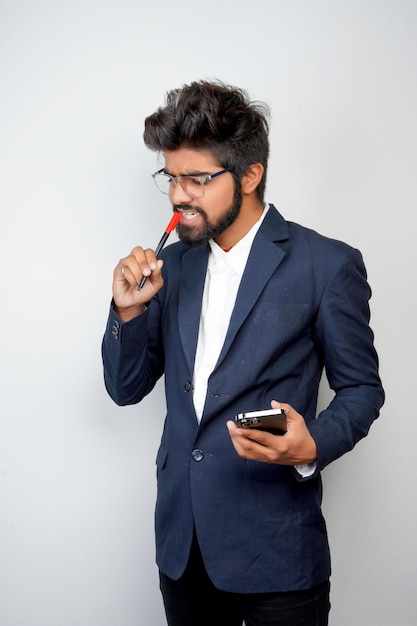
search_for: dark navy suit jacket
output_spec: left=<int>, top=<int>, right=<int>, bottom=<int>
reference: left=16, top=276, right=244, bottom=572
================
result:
left=102, top=205, right=384, bottom=593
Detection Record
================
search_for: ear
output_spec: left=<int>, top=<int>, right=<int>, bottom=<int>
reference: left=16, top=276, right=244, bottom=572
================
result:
left=241, top=163, right=265, bottom=195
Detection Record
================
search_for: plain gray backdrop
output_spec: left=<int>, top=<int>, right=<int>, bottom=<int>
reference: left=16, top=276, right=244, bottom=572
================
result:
left=1, top=1, right=416, bottom=624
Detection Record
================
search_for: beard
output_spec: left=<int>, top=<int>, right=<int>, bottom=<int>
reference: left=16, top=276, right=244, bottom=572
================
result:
left=175, top=188, right=242, bottom=248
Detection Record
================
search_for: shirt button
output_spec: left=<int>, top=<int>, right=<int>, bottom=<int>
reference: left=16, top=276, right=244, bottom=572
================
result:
left=191, top=449, right=204, bottom=462
left=184, top=381, right=192, bottom=393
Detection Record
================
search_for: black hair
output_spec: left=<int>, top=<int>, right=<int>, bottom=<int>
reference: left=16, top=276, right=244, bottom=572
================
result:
left=143, top=80, right=270, bottom=203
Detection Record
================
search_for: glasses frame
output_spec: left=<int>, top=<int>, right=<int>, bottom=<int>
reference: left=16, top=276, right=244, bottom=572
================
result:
left=152, top=167, right=232, bottom=198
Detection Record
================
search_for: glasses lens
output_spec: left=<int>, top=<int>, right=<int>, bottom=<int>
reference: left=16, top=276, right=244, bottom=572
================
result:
left=154, top=173, right=171, bottom=195
left=181, top=177, right=204, bottom=198
left=153, top=173, right=205, bottom=198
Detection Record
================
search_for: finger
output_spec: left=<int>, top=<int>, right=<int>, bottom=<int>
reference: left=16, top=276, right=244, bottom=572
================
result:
left=135, top=247, right=158, bottom=278
left=128, top=248, right=163, bottom=291
left=115, top=260, right=139, bottom=287
left=227, top=421, right=251, bottom=446
left=115, top=247, right=152, bottom=287
left=117, top=263, right=134, bottom=283
left=230, top=434, right=273, bottom=461
left=228, top=421, right=270, bottom=447
left=270, top=399, right=293, bottom=413
left=138, top=258, right=164, bottom=291
left=270, top=400, right=296, bottom=421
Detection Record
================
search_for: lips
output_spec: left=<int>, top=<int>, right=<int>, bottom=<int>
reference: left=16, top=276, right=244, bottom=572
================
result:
left=175, top=206, right=201, bottom=222
left=181, top=210, right=198, bottom=220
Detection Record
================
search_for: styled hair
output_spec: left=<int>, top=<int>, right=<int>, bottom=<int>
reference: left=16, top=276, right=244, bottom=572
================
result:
left=143, top=80, right=270, bottom=202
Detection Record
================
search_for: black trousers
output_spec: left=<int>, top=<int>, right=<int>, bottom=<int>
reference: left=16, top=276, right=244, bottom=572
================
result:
left=159, top=535, right=330, bottom=626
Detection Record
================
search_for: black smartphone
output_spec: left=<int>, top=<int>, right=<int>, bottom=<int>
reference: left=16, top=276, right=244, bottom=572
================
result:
left=234, top=408, right=287, bottom=435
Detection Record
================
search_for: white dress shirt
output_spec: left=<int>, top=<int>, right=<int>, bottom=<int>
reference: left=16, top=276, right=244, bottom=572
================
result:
left=192, top=206, right=268, bottom=421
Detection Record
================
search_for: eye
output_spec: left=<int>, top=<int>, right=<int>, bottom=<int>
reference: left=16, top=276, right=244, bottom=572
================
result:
left=187, top=176, right=203, bottom=186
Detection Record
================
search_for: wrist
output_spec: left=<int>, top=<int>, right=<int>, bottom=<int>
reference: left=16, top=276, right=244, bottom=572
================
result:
left=112, top=301, right=146, bottom=322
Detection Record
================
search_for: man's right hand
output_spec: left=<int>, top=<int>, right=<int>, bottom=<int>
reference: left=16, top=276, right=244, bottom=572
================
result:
left=112, top=246, right=164, bottom=321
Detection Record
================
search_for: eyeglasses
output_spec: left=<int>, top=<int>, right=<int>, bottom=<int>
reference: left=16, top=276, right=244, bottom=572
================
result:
left=152, top=167, right=232, bottom=199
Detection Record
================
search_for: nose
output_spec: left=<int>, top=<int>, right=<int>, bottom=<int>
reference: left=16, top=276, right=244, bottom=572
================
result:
left=169, top=180, right=193, bottom=204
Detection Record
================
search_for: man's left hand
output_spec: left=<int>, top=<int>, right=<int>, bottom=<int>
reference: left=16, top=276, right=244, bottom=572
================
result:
left=226, top=400, right=317, bottom=465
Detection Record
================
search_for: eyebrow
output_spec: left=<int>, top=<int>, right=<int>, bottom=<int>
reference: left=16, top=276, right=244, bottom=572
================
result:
left=163, top=169, right=211, bottom=177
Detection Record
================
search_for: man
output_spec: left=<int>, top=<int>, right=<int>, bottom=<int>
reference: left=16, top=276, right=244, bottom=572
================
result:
left=102, top=80, right=384, bottom=625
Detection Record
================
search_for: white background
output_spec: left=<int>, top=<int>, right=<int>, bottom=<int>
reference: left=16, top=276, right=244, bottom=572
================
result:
left=1, top=1, right=416, bottom=624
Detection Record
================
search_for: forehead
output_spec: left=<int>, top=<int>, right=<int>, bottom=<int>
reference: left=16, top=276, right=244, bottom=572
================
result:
left=164, top=147, right=221, bottom=173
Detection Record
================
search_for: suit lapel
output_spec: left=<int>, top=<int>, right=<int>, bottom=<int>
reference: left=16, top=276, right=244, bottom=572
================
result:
left=216, top=206, right=289, bottom=367
left=177, top=205, right=289, bottom=373
left=216, top=234, right=286, bottom=366
left=178, top=246, right=209, bottom=372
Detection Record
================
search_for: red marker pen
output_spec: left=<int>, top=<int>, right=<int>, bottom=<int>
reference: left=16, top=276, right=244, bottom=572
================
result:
left=137, top=212, right=181, bottom=290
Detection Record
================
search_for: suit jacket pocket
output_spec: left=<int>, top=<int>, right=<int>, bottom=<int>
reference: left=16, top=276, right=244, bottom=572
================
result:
left=156, top=445, right=168, bottom=470
left=246, top=459, right=293, bottom=482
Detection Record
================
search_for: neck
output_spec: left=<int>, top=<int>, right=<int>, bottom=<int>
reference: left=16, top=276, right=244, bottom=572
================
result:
left=215, top=201, right=265, bottom=249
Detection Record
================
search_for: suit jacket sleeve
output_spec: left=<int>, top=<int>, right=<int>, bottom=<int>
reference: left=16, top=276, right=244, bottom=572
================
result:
left=305, top=246, right=384, bottom=475
left=101, top=301, right=165, bottom=406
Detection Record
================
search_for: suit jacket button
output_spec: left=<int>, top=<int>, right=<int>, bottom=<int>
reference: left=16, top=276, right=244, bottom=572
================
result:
left=192, top=449, right=204, bottom=462
left=184, top=381, right=192, bottom=393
